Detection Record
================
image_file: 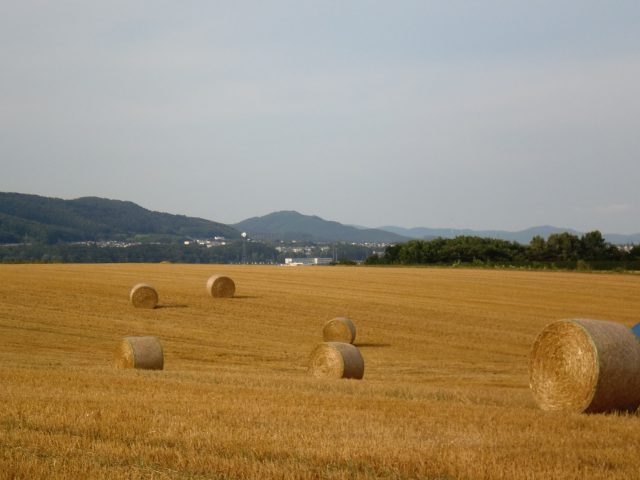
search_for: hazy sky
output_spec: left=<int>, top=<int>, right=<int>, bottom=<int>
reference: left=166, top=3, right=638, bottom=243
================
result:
left=2, top=1, right=639, bottom=233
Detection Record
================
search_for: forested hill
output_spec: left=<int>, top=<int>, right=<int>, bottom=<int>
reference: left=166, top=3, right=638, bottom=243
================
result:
left=0, top=192, right=240, bottom=244
left=234, top=210, right=409, bottom=243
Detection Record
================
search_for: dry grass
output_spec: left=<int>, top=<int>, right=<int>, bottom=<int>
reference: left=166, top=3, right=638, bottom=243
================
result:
left=1, top=264, right=640, bottom=479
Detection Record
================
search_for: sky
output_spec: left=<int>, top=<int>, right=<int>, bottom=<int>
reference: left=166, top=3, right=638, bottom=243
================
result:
left=1, top=1, right=639, bottom=233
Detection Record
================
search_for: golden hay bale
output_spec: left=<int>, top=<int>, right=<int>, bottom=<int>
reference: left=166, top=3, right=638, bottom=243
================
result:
left=529, top=318, right=640, bottom=413
left=129, top=283, right=158, bottom=309
left=308, top=342, right=364, bottom=379
left=322, top=317, right=356, bottom=344
left=115, top=336, right=164, bottom=370
left=206, top=274, right=235, bottom=298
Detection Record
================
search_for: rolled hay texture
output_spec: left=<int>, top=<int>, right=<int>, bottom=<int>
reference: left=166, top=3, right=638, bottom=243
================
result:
left=308, top=342, right=364, bottom=379
left=115, top=336, right=164, bottom=370
left=206, top=275, right=235, bottom=298
left=322, top=317, right=356, bottom=344
left=529, top=318, right=640, bottom=413
left=129, top=283, right=158, bottom=309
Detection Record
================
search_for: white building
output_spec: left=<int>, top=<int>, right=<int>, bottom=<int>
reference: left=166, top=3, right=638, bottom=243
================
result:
left=284, top=257, right=333, bottom=266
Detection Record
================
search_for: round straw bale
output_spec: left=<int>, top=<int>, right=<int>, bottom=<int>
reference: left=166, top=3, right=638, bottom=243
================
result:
left=529, top=318, right=640, bottom=413
left=115, top=336, right=164, bottom=370
left=129, top=283, right=158, bottom=309
left=323, top=317, right=356, bottom=344
left=206, top=275, right=235, bottom=298
left=308, top=342, right=364, bottom=379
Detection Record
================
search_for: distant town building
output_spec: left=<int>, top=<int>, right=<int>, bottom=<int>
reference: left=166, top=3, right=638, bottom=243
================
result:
left=184, top=237, right=227, bottom=248
left=284, top=257, right=333, bottom=266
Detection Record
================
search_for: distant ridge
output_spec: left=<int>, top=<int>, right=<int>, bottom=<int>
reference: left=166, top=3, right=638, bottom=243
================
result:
left=379, top=225, right=640, bottom=245
left=234, top=211, right=409, bottom=243
left=2, top=191, right=638, bottom=247
left=0, top=192, right=239, bottom=244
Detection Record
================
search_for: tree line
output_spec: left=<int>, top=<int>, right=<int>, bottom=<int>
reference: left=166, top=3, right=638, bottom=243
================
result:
left=365, top=231, right=640, bottom=270
left=0, top=240, right=379, bottom=265
left=0, top=241, right=278, bottom=264
left=3, top=231, right=639, bottom=271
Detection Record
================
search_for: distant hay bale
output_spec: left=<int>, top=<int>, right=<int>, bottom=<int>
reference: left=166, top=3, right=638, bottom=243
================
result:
left=529, top=319, right=640, bottom=413
left=308, top=342, right=364, bottom=379
left=115, top=336, right=164, bottom=370
left=129, top=283, right=158, bottom=309
left=323, top=317, right=356, bottom=344
left=206, top=275, right=235, bottom=298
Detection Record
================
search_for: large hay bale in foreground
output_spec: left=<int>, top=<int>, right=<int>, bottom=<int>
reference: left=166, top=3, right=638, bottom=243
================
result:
left=206, top=275, right=235, bottom=298
left=323, top=317, right=356, bottom=344
left=529, top=319, right=640, bottom=413
left=308, top=342, right=364, bottom=379
left=129, top=283, right=158, bottom=309
left=115, top=336, right=164, bottom=370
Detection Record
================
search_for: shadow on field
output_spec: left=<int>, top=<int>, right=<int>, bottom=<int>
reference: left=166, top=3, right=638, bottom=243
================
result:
left=355, top=343, right=392, bottom=348
left=156, top=304, right=189, bottom=309
left=231, top=295, right=260, bottom=300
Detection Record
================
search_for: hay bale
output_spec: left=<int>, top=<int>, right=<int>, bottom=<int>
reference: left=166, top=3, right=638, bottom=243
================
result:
left=206, top=275, right=235, bottom=298
left=129, top=283, right=158, bottom=309
left=308, top=342, right=364, bottom=379
left=322, top=317, right=356, bottom=344
left=529, top=318, right=640, bottom=413
left=115, top=336, right=164, bottom=370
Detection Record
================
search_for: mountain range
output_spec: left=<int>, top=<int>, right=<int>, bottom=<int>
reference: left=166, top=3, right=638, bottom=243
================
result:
left=380, top=225, right=585, bottom=244
left=1, top=192, right=638, bottom=245
left=379, top=226, right=640, bottom=245
left=233, top=211, right=407, bottom=243
left=0, top=192, right=238, bottom=244
left=236, top=211, right=640, bottom=245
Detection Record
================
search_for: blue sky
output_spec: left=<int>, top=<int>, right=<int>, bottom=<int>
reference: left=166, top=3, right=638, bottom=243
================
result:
left=1, top=1, right=639, bottom=232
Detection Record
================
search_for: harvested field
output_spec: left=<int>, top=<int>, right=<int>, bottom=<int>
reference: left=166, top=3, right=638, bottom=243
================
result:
left=1, top=264, right=640, bottom=479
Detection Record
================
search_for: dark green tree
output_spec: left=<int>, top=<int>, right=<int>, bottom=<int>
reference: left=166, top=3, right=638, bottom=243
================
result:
left=528, top=235, right=547, bottom=261
left=545, top=232, right=581, bottom=262
left=580, top=231, right=607, bottom=260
